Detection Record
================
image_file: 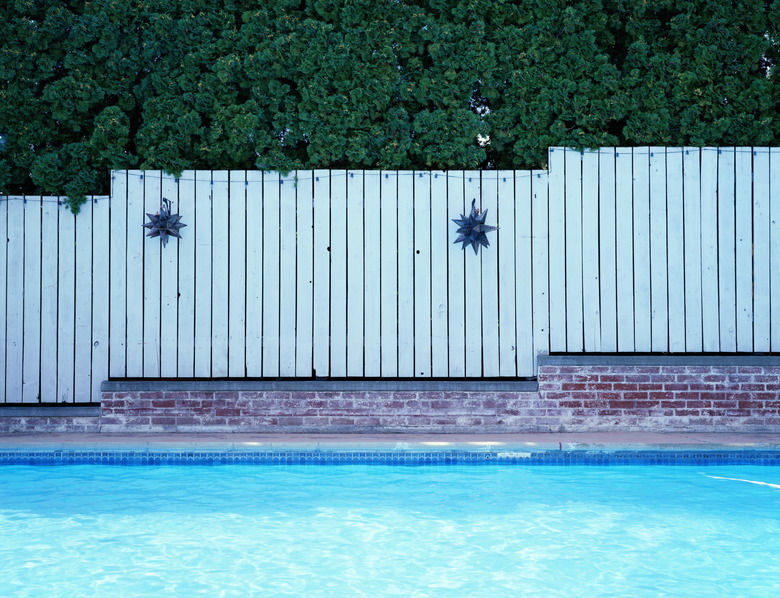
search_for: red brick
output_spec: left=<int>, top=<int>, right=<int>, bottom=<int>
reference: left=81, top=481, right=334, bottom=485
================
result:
left=559, top=400, right=584, bottom=408
left=674, top=409, right=700, bottom=416
left=585, top=383, right=613, bottom=391
left=623, top=392, right=650, bottom=402
left=624, top=375, right=652, bottom=383
left=663, top=383, right=689, bottom=391
left=610, top=400, right=636, bottom=409
left=562, top=383, right=589, bottom=391
left=736, top=366, right=763, bottom=374
left=613, top=383, right=640, bottom=391
left=685, top=401, right=711, bottom=409
left=151, top=417, right=176, bottom=425
left=685, top=366, right=712, bottom=374
left=599, top=375, right=626, bottom=383
left=152, top=399, right=176, bottom=408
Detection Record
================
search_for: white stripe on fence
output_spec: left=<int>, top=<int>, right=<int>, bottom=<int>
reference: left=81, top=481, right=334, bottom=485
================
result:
left=2, top=147, right=780, bottom=402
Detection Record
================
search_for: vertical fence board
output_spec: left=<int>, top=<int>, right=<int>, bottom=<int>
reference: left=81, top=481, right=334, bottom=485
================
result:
left=700, top=149, right=720, bottom=351
left=598, top=149, right=617, bottom=351
left=512, top=171, right=532, bottom=376
left=397, top=172, right=415, bottom=377
left=245, top=171, right=263, bottom=376
left=109, top=172, right=127, bottom=377
left=346, top=170, right=365, bottom=376
left=615, top=149, right=635, bottom=350
left=564, top=149, right=584, bottom=352
left=413, top=172, right=432, bottom=377
left=480, top=171, right=500, bottom=376
left=312, top=170, right=330, bottom=377
left=262, top=172, right=282, bottom=376
left=379, top=172, right=398, bottom=377
left=0, top=198, right=5, bottom=399
left=666, top=149, right=685, bottom=352
left=125, top=172, right=145, bottom=376
left=5, top=199, right=25, bottom=402
left=717, top=148, right=737, bottom=351
left=296, top=171, right=315, bottom=377
left=91, top=197, right=109, bottom=403
left=649, top=147, right=668, bottom=352
left=633, top=149, right=652, bottom=351
left=682, top=149, right=703, bottom=352
left=363, top=172, right=382, bottom=377
left=40, top=200, right=58, bottom=400
left=22, top=198, right=41, bottom=402
left=735, top=148, right=754, bottom=351
left=210, top=171, right=229, bottom=377
left=547, top=149, right=566, bottom=351
left=752, top=147, right=772, bottom=353
left=498, top=171, right=519, bottom=377
left=771, top=149, right=780, bottom=351
left=582, top=150, right=601, bottom=351
left=176, top=172, right=196, bottom=377
left=227, top=171, right=247, bottom=377
left=447, top=173, right=466, bottom=377
left=142, top=172, right=161, bottom=376
left=430, top=171, right=449, bottom=377
left=753, top=148, right=770, bottom=351
left=279, top=172, right=298, bottom=377
left=193, top=171, right=213, bottom=376
left=531, top=171, right=550, bottom=372
left=464, top=171, right=483, bottom=376
left=160, top=174, right=179, bottom=377
left=56, top=204, right=75, bottom=401
left=74, top=199, right=92, bottom=401
left=329, top=171, right=348, bottom=376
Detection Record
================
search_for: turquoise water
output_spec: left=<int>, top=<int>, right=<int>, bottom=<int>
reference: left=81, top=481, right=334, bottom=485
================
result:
left=1, top=464, right=780, bottom=597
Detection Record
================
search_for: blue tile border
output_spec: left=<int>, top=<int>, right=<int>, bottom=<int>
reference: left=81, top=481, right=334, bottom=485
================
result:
left=1, top=449, right=779, bottom=466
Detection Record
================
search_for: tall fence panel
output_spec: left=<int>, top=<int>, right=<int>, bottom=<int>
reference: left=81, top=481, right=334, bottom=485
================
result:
left=109, top=170, right=544, bottom=380
left=547, top=147, right=780, bottom=353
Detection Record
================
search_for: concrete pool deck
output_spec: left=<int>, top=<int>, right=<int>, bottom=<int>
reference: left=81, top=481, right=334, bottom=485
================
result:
left=2, top=432, right=780, bottom=452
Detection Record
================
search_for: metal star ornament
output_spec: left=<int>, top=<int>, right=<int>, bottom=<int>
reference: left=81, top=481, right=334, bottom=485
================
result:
left=144, top=197, right=186, bottom=247
left=452, top=198, right=497, bottom=254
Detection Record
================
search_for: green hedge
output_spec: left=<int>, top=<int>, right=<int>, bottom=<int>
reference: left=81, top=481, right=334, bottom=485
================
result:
left=1, top=0, right=778, bottom=211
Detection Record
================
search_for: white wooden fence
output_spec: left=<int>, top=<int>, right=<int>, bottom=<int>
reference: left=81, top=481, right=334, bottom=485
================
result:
left=108, top=169, right=547, bottom=380
left=0, top=196, right=108, bottom=403
left=1, top=147, right=779, bottom=402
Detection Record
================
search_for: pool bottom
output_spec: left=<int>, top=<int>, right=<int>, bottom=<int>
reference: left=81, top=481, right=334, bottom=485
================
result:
left=2, top=449, right=780, bottom=466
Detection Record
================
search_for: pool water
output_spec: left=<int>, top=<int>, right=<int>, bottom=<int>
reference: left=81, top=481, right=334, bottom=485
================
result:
left=2, top=464, right=779, bottom=597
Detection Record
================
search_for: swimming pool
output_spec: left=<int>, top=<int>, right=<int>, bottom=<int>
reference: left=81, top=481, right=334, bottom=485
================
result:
left=2, top=457, right=779, bottom=597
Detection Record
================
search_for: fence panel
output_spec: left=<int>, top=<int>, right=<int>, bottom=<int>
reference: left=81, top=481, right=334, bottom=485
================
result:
left=22, top=198, right=41, bottom=403
left=40, top=200, right=59, bottom=400
left=279, top=172, right=297, bottom=377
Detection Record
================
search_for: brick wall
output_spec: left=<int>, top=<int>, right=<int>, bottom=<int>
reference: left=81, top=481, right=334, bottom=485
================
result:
left=538, top=360, right=780, bottom=432
left=3, top=357, right=779, bottom=433
left=99, top=390, right=540, bottom=433
left=0, top=416, right=100, bottom=434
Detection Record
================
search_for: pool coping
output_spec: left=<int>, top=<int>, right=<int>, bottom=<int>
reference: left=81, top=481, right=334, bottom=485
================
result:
left=2, top=432, right=780, bottom=452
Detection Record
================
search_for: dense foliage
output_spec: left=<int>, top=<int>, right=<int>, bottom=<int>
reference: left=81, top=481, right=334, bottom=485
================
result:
left=2, top=0, right=779, bottom=210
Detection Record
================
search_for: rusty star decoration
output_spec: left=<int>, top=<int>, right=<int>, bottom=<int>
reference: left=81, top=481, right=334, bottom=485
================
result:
left=144, top=197, right=186, bottom=247
left=452, top=198, right=497, bottom=254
